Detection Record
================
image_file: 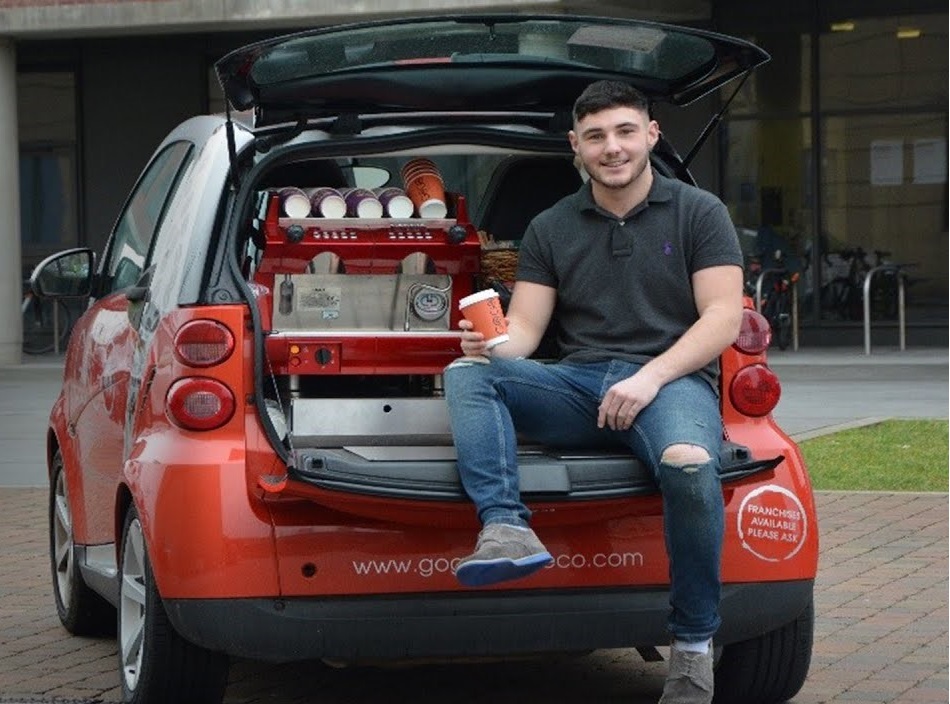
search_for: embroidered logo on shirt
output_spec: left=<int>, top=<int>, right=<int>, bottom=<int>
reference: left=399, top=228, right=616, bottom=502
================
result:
left=663, top=241, right=673, bottom=256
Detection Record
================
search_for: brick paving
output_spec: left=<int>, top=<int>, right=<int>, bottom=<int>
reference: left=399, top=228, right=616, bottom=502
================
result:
left=0, top=488, right=945, bottom=703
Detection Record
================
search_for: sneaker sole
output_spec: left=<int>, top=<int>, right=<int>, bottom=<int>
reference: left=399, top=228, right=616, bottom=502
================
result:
left=455, top=552, right=553, bottom=587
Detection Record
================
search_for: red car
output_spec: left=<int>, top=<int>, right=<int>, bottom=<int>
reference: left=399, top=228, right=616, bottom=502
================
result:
left=34, top=14, right=817, bottom=704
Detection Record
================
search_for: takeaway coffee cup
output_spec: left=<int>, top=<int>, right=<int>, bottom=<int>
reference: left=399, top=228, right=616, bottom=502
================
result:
left=308, top=187, right=347, bottom=218
left=278, top=187, right=312, bottom=218
left=374, top=187, right=415, bottom=218
left=343, top=188, right=384, bottom=218
left=401, top=158, right=448, bottom=219
left=458, top=289, right=509, bottom=349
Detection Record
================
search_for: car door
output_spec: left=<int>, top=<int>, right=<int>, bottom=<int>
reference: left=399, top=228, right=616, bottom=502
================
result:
left=64, top=140, right=193, bottom=545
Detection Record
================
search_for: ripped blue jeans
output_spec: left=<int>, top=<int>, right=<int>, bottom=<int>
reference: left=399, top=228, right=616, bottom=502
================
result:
left=443, top=357, right=724, bottom=642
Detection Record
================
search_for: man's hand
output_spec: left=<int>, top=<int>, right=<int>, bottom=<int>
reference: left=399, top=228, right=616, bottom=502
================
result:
left=597, top=370, right=661, bottom=430
left=458, top=318, right=496, bottom=358
left=456, top=282, right=556, bottom=360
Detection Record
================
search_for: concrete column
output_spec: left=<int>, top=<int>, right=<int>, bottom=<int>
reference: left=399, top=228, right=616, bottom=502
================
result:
left=0, top=39, right=21, bottom=365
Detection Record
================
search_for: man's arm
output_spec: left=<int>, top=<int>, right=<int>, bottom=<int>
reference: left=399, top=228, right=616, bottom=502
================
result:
left=597, top=264, right=744, bottom=430
left=458, top=281, right=556, bottom=359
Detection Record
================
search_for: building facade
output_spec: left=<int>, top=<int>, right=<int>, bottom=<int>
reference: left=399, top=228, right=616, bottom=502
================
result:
left=1, top=0, right=946, bottom=363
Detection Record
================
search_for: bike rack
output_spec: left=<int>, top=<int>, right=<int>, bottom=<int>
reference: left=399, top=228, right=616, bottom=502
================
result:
left=52, top=303, right=61, bottom=356
left=754, top=269, right=799, bottom=351
left=863, top=265, right=906, bottom=355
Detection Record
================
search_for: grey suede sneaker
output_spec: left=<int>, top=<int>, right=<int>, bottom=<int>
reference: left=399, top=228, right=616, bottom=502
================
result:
left=658, top=646, right=714, bottom=704
left=454, top=523, right=553, bottom=587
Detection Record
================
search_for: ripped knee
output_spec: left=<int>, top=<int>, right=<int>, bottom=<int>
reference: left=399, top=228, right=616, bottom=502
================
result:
left=660, top=443, right=711, bottom=470
left=445, top=356, right=491, bottom=371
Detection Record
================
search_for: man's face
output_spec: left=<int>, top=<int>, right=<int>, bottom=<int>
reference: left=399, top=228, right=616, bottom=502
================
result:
left=569, top=105, right=659, bottom=191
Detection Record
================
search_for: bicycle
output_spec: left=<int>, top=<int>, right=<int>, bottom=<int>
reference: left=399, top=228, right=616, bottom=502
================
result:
left=22, top=280, right=72, bottom=355
left=744, top=249, right=799, bottom=351
left=820, top=248, right=912, bottom=322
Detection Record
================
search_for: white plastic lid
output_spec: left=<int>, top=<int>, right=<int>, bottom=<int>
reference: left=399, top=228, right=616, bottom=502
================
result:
left=459, top=288, right=499, bottom=309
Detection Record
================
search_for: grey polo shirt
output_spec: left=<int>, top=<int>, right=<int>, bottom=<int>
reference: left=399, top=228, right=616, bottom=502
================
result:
left=516, top=170, right=743, bottom=387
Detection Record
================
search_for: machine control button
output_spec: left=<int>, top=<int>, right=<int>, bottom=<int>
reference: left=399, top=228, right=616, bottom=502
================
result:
left=285, top=224, right=305, bottom=243
left=447, top=224, right=467, bottom=244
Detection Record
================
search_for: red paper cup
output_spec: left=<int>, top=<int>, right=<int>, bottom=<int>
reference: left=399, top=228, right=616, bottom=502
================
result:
left=459, top=289, right=509, bottom=349
left=308, top=187, right=347, bottom=218
left=404, top=172, right=447, bottom=219
left=401, top=157, right=440, bottom=183
left=278, top=187, right=312, bottom=218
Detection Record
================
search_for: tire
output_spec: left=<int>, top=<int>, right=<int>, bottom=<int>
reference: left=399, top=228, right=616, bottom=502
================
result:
left=771, top=289, right=792, bottom=351
left=118, top=506, right=230, bottom=704
left=49, top=449, right=116, bottom=636
left=713, top=598, right=814, bottom=704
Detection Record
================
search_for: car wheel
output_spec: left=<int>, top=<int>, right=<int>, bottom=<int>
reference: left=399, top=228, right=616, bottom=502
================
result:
left=713, top=597, right=814, bottom=704
left=49, top=449, right=115, bottom=636
left=118, top=505, right=230, bottom=704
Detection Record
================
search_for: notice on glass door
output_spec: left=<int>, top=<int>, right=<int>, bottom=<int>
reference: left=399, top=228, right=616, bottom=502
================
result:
left=870, top=139, right=903, bottom=186
left=912, top=138, right=947, bottom=185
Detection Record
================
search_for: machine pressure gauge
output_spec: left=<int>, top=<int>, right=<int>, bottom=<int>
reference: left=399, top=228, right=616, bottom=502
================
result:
left=411, top=289, right=449, bottom=321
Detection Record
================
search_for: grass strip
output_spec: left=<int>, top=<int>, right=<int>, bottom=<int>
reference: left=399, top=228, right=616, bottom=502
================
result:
left=799, top=419, right=948, bottom=492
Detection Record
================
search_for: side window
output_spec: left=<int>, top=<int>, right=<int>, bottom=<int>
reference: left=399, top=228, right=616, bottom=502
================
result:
left=102, top=141, right=193, bottom=293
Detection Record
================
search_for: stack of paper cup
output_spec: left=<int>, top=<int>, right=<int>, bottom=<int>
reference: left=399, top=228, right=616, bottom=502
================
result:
left=374, top=187, right=415, bottom=218
left=342, top=188, right=384, bottom=218
left=278, top=187, right=312, bottom=218
left=308, top=187, right=347, bottom=218
left=401, top=158, right=448, bottom=219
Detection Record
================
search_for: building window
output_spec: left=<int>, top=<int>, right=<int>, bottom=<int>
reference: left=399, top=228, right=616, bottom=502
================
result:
left=818, top=12, right=947, bottom=324
left=18, top=71, right=78, bottom=275
left=720, top=7, right=947, bottom=329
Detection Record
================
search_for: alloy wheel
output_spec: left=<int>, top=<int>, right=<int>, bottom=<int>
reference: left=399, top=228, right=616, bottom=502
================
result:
left=51, top=467, right=74, bottom=611
left=120, top=516, right=147, bottom=693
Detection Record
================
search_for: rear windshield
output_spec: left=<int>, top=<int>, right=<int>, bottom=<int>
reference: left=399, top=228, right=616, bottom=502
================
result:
left=249, top=18, right=717, bottom=87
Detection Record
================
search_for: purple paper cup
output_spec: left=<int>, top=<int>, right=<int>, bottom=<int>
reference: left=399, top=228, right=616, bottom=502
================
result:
left=342, top=188, right=384, bottom=218
left=374, top=187, right=416, bottom=218
left=308, top=187, right=347, bottom=218
left=278, top=187, right=312, bottom=218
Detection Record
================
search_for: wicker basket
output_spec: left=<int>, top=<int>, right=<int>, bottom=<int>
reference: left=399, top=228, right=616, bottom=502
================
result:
left=480, top=249, right=519, bottom=286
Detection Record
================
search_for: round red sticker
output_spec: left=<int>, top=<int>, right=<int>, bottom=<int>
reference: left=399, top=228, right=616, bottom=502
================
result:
left=737, top=485, right=807, bottom=562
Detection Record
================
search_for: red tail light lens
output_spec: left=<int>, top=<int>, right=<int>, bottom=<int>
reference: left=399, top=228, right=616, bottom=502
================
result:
left=166, top=377, right=235, bottom=430
left=729, top=363, right=782, bottom=417
left=734, top=308, right=772, bottom=355
left=173, top=320, right=235, bottom=367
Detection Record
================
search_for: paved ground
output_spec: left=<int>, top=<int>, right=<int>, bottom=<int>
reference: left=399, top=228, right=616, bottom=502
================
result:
left=0, top=347, right=946, bottom=703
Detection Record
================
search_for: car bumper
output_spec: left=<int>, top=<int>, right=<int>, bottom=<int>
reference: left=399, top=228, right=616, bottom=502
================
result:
left=166, top=579, right=813, bottom=662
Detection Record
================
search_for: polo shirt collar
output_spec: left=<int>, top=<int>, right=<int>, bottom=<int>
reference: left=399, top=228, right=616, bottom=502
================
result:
left=575, top=168, right=674, bottom=220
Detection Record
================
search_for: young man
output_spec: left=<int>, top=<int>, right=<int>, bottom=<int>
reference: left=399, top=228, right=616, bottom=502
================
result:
left=443, top=80, right=744, bottom=704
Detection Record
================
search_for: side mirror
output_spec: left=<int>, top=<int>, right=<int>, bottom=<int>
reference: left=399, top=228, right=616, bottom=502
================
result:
left=30, top=248, right=95, bottom=299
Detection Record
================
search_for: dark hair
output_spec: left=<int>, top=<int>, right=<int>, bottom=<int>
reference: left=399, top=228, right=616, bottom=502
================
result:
left=573, top=80, right=650, bottom=124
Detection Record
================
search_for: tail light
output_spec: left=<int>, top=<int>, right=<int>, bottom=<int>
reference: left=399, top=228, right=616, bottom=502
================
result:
left=166, top=377, right=235, bottom=430
left=730, top=364, right=781, bottom=417
left=734, top=308, right=772, bottom=355
left=173, top=320, right=235, bottom=367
